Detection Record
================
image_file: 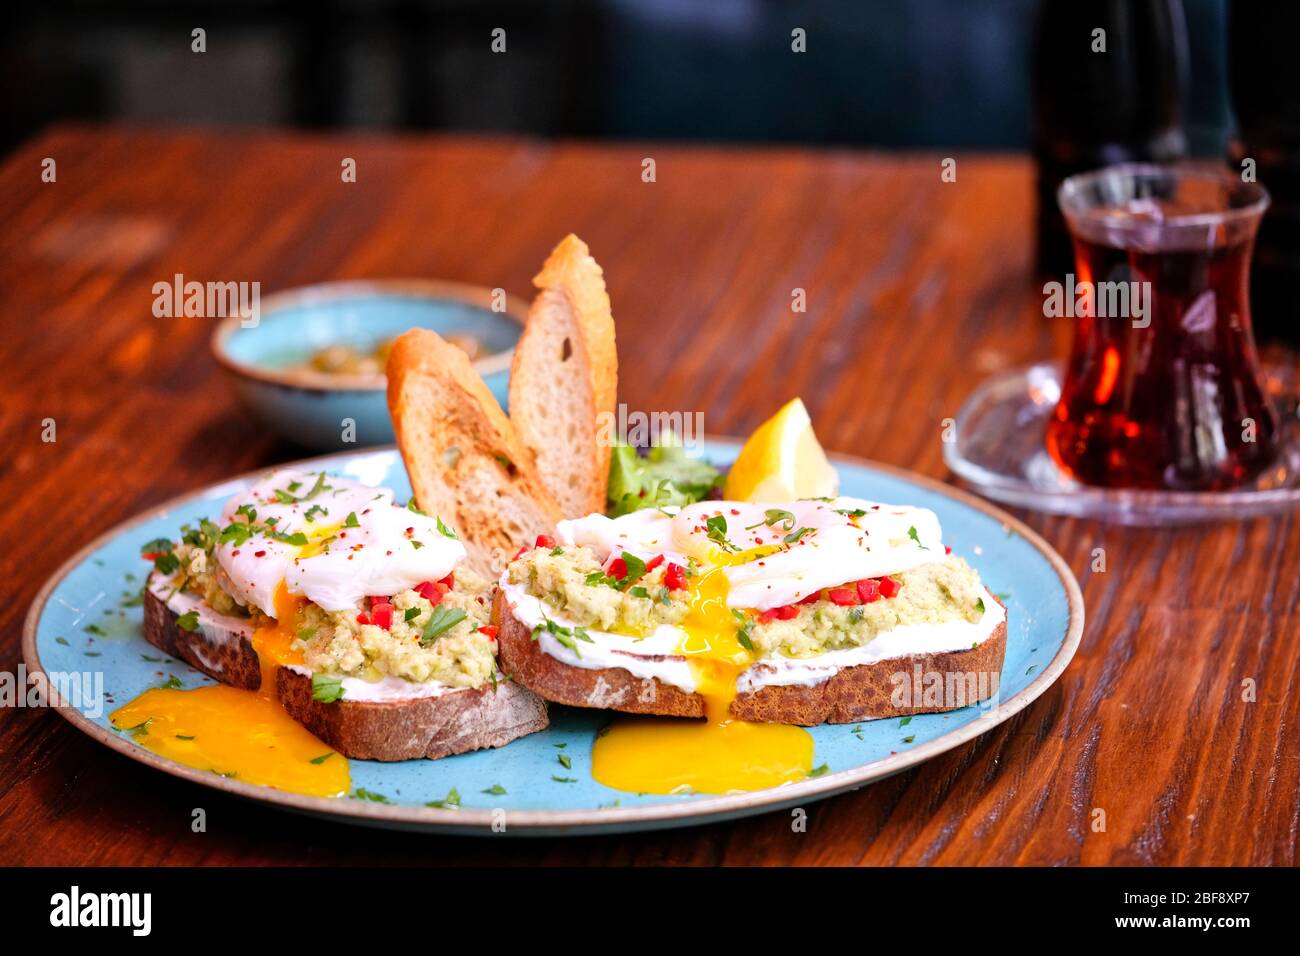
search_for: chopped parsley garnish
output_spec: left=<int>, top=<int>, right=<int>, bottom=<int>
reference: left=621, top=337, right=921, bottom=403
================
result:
left=344, top=511, right=360, bottom=528
left=420, top=606, right=467, bottom=646
left=783, top=526, right=814, bottom=545
left=549, top=546, right=565, bottom=556
left=352, top=788, right=390, bottom=803
left=808, top=763, right=830, bottom=778
left=296, top=626, right=318, bottom=642
left=907, top=526, right=929, bottom=549
left=552, top=776, right=577, bottom=784
left=975, top=597, right=986, bottom=614
left=175, top=611, right=200, bottom=632
left=531, top=617, right=592, bottom=657
left=404, top=607, right=421, bottom=623
left=706, top=514, right=737, bottom=552
left=309, top=752, right=335, bottom=765
left=901, top=735, right=916, bottom=744
left=629, top=585, right=650, bottom=599
left=835, top=507, right=867, bottom=518
left=618, top=552, right=647, bottom=586
left=303, top=504, right=327, bottom=522
left=311, top=673, right=345, bottom=703
left=746, top=508, right=796, bottom=531
left=425, top=788, right=460, bottom=809
left=406, top=499, right=426, bottom=515
left=436, top=516, right=457, bottom=539
left=732, top=609, right=755, bottom=652
left=159, top=676, right=183, bottom=689
left=482, top=784, right=507, bottom=796
left=557, top=753, right=572, bottom=770
left=122, top=718, right=152, bottom=738
left=899, top=716, right=912, bottom=727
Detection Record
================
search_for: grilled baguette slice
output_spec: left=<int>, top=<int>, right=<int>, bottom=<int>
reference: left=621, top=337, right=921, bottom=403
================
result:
left=387, top=327, right=562, bottom=577
left=492, top=589, right=1007, bottom=725
left=142, top=583, right=549, bottom=760
left=509, top=234, right=618, bottom=518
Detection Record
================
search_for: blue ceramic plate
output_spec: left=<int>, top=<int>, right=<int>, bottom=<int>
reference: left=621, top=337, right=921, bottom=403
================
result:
left=212, top=280, right=525, bottom=450
left=23, top=443, right=1083, bottom=836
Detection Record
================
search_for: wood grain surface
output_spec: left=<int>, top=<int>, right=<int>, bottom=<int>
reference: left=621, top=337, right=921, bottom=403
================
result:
left=1, top=126, right=1296, bottom=866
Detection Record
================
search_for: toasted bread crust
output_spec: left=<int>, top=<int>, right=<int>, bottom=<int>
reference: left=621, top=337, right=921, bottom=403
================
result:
left=494, top=590, right=1007, bottom=725
left=511, top=234, right=618, bottom=517
left=144, top=587, right=549, bottom=759
left=387, top=327, right=562, bottom=575
left=142, top=588, right=262, bottom=690
left=277, top=668, right=549, bottom=761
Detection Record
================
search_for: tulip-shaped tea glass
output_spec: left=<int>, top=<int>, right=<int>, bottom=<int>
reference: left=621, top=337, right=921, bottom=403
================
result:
left=1048, top=165, right=1279, bottom=490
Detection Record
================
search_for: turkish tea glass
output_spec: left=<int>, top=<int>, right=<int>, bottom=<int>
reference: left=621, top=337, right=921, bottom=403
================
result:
left=1047, top=164, right=1280, bottom=490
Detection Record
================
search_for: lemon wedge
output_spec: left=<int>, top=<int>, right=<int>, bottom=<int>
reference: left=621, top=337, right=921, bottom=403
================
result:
left=724, top=397, right=839, bottom=501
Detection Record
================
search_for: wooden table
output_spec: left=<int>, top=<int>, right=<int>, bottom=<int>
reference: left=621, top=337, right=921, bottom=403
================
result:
left=1, top=127, right=1296, bottom=866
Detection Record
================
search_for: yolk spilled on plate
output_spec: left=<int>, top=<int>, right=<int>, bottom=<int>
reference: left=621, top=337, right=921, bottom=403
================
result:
left=592, top=553, right=814, bottom=795
left=110, top=582, right=349, bottom=797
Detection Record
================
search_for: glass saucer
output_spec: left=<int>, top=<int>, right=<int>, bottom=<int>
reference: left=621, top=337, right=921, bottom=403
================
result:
left=944, top=362, right=1300, bottom=525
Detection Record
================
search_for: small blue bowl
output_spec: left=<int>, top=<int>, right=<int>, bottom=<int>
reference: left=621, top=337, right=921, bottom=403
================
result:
left=212, top=280, right=524, bottom=449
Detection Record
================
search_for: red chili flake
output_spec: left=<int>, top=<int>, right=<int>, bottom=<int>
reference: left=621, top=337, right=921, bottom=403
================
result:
left=231, top=550, right=240, bottom=557
left=254, top=550, right=266, bottom=558
left=730, top=509, right=740, bottom=516
left=663, top=562, right=687, bottom=590
left=879, top=577, right=900, bottom=598
left=944, top=545, right=952, bottom=555
left=339, top=532, right=347, bottom=539
left=535, top=534, right=556, bottom=549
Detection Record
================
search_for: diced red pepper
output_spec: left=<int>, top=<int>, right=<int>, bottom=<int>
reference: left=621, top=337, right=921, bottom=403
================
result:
left=828, top=587, right=860, bottom=606
left=370, top=603, right=394, bottom=629
left=511, top=545, right=528, bottom=561
left=356, top=611, right=371, bottom=626
left=799, top=591, right=822, bottom=605
left=879, top=576, right=900, bottom=598
left=856, top=579, right=880, bottom=603
left=663, top=562, right=687, bottom=591
left=535, top=534, right=556, bottom=550
left=944, top=545, right=952, bottom=555
left=478, top=625, right=499, bottom=639
left=775, top=604, right=799, bottom=620
left=644, top=554, right=664, bottom=573
left=414, top=580, right=448, bottom=604
left=439, top=572, right=455, bottom=589
left=607, top=556, right=628, bottom=580
left=758, top=609, right=780, bottom=624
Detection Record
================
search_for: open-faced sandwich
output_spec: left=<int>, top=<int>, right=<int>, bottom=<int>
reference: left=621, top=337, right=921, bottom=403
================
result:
left=381, top=233, right=1009, bottom=796
left=113, top=468, right=548, bottom=794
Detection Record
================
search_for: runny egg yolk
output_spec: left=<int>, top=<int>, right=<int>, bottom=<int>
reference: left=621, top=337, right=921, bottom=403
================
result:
left=592, top=551, right=815, bottom=795
left=110, top=582, right=349, bottom=797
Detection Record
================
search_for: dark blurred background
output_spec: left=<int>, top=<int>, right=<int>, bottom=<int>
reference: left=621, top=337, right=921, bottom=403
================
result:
left=2, top=0, right=1232, bottom=155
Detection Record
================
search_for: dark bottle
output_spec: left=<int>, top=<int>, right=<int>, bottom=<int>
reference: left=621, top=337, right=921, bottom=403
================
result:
left=1032, top=0, right=1189, bottom=276
left=1227, top=1, right=1300, bottom=346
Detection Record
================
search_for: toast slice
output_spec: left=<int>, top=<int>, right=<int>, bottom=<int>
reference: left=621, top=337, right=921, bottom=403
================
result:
left=493, top=589, right=1007, bottom=725
left=387, top=327, right=562, bottom=576
left=509, top=234, right=618, bottom=518
left=277, top=668, right=547, bottom=762
left=143, top=579, right=549, bottom=760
